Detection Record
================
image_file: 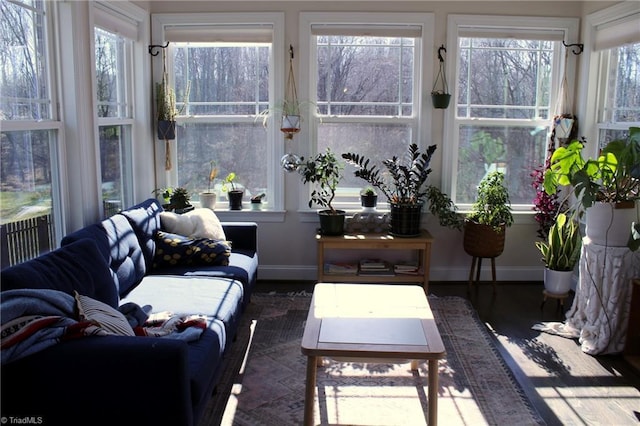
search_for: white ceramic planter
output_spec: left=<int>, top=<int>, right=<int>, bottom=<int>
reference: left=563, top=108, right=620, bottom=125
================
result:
left=585, top=201, right=637, bottom=247
left=199, top=192, right=217, bottom=210
left=544, top=268, right=573, bottom=295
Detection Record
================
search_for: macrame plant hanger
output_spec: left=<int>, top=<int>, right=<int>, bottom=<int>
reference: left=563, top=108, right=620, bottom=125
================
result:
left=161, top=48, right=172, bottom=171
left=280, top=45, right=303, bottom=172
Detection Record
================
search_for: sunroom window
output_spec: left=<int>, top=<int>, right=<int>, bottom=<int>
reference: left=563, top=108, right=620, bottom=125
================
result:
left=0, top=0, right=59, bottom=267
left=444, top=16, right=578, bottom=209
left=301, top=13, right=432, bottom=211
left=153, top=14, right=283, bottom=211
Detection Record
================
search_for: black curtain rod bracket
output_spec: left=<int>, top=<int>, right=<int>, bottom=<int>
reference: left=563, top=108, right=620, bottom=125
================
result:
left=562, top=41, right=583, bottom=55
left=148, top=42, right=169, bottom=57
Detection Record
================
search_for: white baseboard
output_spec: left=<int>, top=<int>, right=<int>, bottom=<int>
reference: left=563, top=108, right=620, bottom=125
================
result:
left=257, top=265, right=545, bottom=282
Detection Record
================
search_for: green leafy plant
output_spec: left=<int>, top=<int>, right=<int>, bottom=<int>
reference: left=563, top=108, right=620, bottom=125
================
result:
left=221, top=172, right=239, bottom=192
left=543, top=127, right=640, bottom=209
left=169, top=187, right=191, bottom=210
left=342, top=143, right=462, bottom=229
left=152, top=187, right=173, bottom=204
left=535, top=213, right=582, bottom=271
left=467, top=171, right=513, bottom=231
left=299, top=148, right=344, bottom=214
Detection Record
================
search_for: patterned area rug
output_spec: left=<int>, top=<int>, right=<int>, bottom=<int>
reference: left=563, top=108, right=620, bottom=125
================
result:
left=199, top=292, right=545, bottom=426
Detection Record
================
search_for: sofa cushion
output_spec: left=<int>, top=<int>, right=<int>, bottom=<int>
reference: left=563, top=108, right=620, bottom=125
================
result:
left=153, top=231, right=231, bottom=268
left=0, top=239, right=118, bottom=308
left=75, top=292, right=135, bottom=336
left=160, top=208, right=226, bottom=241
left=101, top=214, right=147, bottom=297
left=120, top=275, right=244, bottom=407
left=120, top=199, right=163, bottom=268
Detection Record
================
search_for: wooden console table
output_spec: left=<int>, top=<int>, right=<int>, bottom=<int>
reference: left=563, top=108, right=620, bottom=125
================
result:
left=316, top=229, right=434, bottom=293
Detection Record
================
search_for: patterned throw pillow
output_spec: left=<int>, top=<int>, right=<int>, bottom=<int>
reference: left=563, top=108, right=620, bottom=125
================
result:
left=153, top=231, right=231, bottom=268
left=74, top=291, right=135, bottom=336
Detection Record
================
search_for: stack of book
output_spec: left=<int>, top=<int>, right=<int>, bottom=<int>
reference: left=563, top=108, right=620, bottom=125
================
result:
left=393, top=261, right=420, bottom=275
left=324, top=262, right=358, bottom=275
left=358, top=259, right=395, bottom=276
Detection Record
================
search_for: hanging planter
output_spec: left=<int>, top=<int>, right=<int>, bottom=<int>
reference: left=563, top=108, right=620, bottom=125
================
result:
left=431, top=45, right=451, bottom=109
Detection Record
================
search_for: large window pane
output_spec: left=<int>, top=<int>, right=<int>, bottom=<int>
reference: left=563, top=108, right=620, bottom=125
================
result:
left=458, top=38, right=553, bottom=120
left=0, top=0, right=51, bottom=120
left=177, top=122, right=268, bottom=204
left=318, top=123, right=412, bottom=198
left=95, top=28, right=126, bottom=118
left=456, top=125, right=547, bottom=205
left=611, top=43, right=640, bottom=123
left=317, top=36, right=414, bottom=117
left=99, top=125, right=130, bottom=216
left=0, top=130, right=56, bottom=267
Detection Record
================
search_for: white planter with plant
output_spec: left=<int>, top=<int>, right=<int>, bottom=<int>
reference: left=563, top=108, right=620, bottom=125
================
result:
left=543, top=126, right=640, bottom=250
left=200, top=161, right=218, bottom=211
left=536, top=213, right=582, bottom=295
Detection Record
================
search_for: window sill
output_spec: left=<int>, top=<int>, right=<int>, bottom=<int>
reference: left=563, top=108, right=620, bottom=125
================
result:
left=213, top=209, right=286, bottom=223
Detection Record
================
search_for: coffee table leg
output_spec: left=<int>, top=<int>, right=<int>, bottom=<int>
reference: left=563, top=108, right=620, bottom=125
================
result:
left=304, top=355, right=317, bottom=426
left=428, top=358, right=438, bottom=426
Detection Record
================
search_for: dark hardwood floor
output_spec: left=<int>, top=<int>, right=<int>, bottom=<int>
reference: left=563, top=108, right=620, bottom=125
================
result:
left=254, top=280, right=640, bottom=425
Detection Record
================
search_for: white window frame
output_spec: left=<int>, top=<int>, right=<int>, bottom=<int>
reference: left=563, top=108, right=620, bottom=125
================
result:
left=582, top=1, right=640, bottom=154
left=299, top=12, right=434, bottom=214
left=442, top=15, right=579, bottom=212
left=93, top=2, right=140, bottom=216
left=1, top=0, right=65, bottom=244
left=151, top=12, right=285, bottom=220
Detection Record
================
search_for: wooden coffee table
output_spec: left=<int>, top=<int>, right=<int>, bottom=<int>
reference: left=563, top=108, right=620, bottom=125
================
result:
left=301, top=283, right=445, bottom=425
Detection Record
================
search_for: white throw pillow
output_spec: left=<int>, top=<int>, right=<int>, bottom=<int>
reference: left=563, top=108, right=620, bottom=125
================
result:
left=160, top=208, right=226, bottom=241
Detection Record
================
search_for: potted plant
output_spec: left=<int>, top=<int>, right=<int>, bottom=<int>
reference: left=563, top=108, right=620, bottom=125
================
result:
left=169, top=187, right=194, bottom=214
left=342, top=143, right=462, bottom=236
left=251, top=193, right=266, bottom=211
left=431, top=45, right=451, bottom=109
left=463, top=171, right=514, bottom=259
left=200, top=160, right=218, bottom=211
left=222, top=172, right=244, bottom=210
left=153, top=187, right=173, bottom=210
left=299, top=148, right=346, bottom=236
left=543, top=127, right=640, bottom=248
left=360, top=187, right=378, bottom=211
left=535, top=213, right=582, bottom=295
left=155, top=66, right=189, bottom=141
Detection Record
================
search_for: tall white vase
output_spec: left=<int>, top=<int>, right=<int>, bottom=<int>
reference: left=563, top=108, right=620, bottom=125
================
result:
left=585, top=201, right=637, bottom=247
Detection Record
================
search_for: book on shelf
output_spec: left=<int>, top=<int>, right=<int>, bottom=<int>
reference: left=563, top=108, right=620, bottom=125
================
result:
left=324, top=262, right=358, bottom=275
left=359, top=258, right=391, bottom=270
left=394, top=261, right=420, bottom=275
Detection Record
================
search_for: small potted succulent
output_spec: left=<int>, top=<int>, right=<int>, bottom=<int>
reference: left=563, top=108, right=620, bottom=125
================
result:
left=251, top=193, right=266, bottom=211
left=169, top=187, right=194, bottom=214
left=360, top=187, right=378, bottom=211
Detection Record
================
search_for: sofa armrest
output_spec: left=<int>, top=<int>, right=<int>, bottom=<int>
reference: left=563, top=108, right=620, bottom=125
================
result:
left=222, top=222, right=257, bottom=254
left=1, top=336, right=193, bottom=426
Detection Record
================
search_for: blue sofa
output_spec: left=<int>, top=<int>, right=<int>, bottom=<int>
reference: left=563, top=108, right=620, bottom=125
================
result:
left=0, top=198, right=258, bottom=426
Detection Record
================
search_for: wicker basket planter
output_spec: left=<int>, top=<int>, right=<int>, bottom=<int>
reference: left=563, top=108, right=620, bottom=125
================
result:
left=463, top=220, right=506, bottom=258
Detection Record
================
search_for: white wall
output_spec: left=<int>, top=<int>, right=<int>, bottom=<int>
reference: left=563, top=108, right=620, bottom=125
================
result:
left=133, top=1, right=621, bottom=282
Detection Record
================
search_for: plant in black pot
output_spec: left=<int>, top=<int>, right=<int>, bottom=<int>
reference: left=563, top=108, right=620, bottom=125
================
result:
left=463, top=171, right=514, bottom=259
left=342, top=143, right=462, bottom=236
left=222, top=172, right=244, bottom=210
left=169, top=187, right=194, bottom=214
left=299, top=148, right=346, bottom=236
left=360, top=187, right=378, bottom=211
